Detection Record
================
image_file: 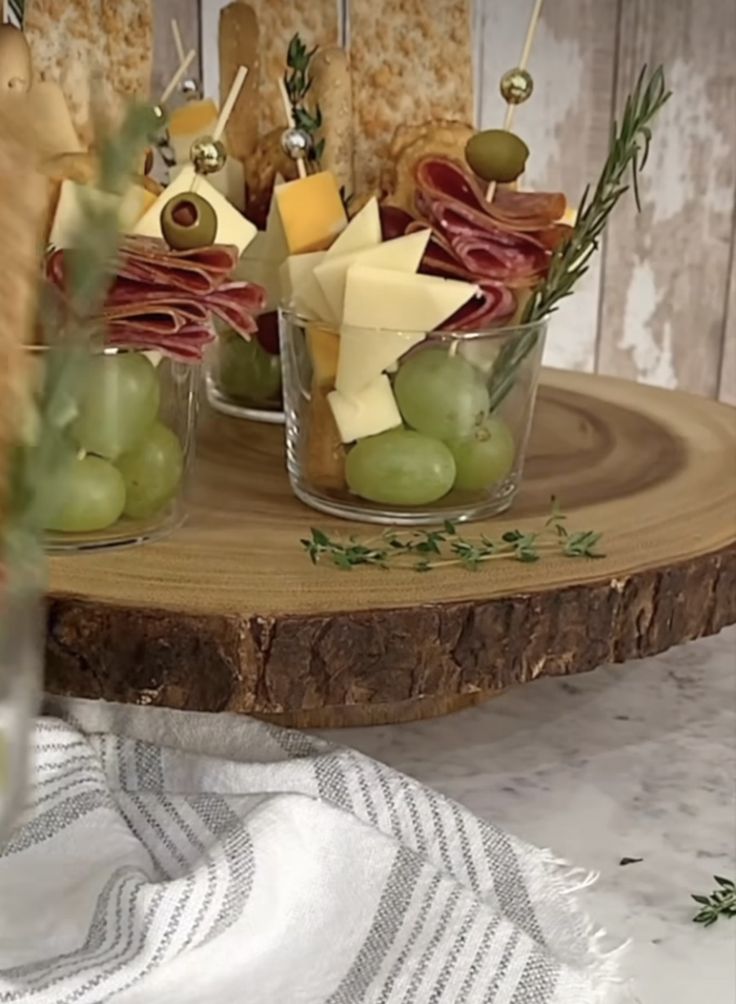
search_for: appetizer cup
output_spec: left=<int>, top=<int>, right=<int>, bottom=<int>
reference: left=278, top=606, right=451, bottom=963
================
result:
left=34, top=345, right=198, bottom=552
left=206, top=254, right=284, bottom=425
left=280, top=311, right=547, bottom=525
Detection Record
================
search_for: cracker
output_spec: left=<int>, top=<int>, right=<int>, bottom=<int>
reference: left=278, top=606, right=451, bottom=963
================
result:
left=24, top=0, right=153, bottom=148
left=310, top=46, right=353, bottom=196
left=247, top=0, right=338, bottom=137
left=349, top=0, right=474, bottom=195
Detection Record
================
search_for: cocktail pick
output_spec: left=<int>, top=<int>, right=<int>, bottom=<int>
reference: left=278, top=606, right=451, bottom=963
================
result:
left=171, top=18, right=200, bottom=100
left=189, top=65, right=248, bottom=179
left=278, top=76, right=308, bottom=180
left=158, top=48, right=196, bottom=107
left=486, top=0, right=544, bottom=203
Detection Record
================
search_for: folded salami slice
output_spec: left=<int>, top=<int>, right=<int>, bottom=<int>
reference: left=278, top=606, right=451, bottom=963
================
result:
left=46, top=235, right=266, bottom=361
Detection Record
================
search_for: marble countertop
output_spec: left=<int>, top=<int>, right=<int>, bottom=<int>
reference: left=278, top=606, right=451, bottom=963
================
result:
left=318, top=626, right=736, bottom=1004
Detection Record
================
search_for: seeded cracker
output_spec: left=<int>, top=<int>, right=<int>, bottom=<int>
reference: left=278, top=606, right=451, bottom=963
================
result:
left=24, top=0, right=153, bottom=148
left=349, top=0, right=474, bottom=196
left=0, top=109, right=46, bottom=524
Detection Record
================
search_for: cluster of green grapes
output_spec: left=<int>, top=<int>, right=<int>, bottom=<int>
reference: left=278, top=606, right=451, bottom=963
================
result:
left=346, top=348, right=516, bottom=507
left=45, top=354, right=184, bottom=534
left=218, top=323, right=281, bottom=407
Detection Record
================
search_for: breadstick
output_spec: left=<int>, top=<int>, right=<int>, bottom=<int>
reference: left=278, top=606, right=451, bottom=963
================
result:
left=219, top=2, right=260, bottom=163
left=310, top=46, right=353, bottom=196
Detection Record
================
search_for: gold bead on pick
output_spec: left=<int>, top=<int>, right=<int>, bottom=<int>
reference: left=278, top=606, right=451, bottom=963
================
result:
left=500, top=68, right=534, bottom=105
left=190, top=135, right=227, bottom=175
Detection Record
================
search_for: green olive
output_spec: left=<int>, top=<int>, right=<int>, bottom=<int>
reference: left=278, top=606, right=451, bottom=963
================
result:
left=465, top=129, right=529, bottom=184
left=161, top=192, right=217, bottom=251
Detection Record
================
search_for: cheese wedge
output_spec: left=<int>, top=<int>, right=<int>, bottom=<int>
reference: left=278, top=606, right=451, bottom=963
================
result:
left=280, top=252, right=333, bottom=321
left=324, top=196, right=381, bottom=259
left=49, top=180, right=155, bottom=248
left=336, top=325, right=425, bottom=396
left=134, top=165, right=257, bottom=255
left=314, top=229, right=431, bottom=323
left=328, top=374, right=402, bottom=443
left=343, top=265, right=479, bottom=331
left=274, top=171, right=347, bottom=254
left=168, top=99, right=219, bottom=165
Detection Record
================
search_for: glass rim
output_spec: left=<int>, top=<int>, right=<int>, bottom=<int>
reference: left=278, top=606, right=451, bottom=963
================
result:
left=278, top=307, right=547, bottom=341
left=24, top=343, right=158, bottom=357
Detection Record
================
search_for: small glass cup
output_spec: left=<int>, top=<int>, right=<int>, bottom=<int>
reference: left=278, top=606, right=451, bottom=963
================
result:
left=206, top=254, right=284, bottom=424
left=0, top=566, right=43, bottom=843
left=280, top=311, right=547, bottom=525
left=34, top=345, right=198, bottom=553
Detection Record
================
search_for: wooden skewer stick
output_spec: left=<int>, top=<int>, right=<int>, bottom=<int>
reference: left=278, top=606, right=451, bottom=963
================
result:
left=278, top=76, right=307, bottom=179
left=486, top=0, right=545, bottom=203
left=213, top=65, right=248, bottom=143
left=160, top=49, right=196, bottom=105
left=171, top=18, right=186, bottom=65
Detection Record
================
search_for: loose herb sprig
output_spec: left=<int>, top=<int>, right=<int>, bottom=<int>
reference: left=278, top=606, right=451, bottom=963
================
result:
left=692, top=876, right=736, bottom=927
left=486, top=66, right=670, bottom=413
left=284, top=34, right=324, bottom=166
left=302, top=499, right=605, bottom=572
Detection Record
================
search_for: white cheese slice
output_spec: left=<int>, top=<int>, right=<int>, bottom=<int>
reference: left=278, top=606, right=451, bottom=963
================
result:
left=207, top=157, right=246, bottom=212
left=343, top=265, right=479, bottom=332
left=336, top=325, right=425, bottom=396
left=280, top=253, right=333, bottom=321
left=324, top=197, right=381, bottom=259
left=327, top=374, right=402, bottom=444
left=134, top=165, right=257, bottom=255
left=49, top=181, right=149, bottom=248
left=314, top=229, right=431, bottom=324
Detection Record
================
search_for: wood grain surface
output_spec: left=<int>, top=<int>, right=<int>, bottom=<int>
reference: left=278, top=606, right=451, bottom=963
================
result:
left=46, top=370, right=736, bottom=726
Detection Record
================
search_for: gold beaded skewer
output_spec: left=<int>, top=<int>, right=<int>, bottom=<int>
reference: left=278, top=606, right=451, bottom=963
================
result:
left=188, top=65, right=248, bottom=182
left=486, top=0, right=544, bottom=203
left=159, top=49, right=196, bottom=106
left=277, top=76, right=308, bottom=180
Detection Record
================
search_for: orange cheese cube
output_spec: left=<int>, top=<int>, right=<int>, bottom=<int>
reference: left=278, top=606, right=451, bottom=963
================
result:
left=274, top=171, right=347, bottom=254
left=307, top=323, right=340, bottom=386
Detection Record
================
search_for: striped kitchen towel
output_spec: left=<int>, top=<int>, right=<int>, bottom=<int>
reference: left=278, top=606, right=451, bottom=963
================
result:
left=0, top=699, right=624, bottom=1003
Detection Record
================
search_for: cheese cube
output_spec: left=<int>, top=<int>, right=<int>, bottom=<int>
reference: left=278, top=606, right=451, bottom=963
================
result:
left=49, top=180, right=154, bottom=248
left=328, top=375, right=402, bottom=444
left=280, top=252, right=333, bottom=321
left=134, top=165, right=257, bottom=255
left=343, top=265, right=479, bottom=332
left=207, top=157, right=246, bottom=212
left=336, top=325, right=425, bottom=396
left=324, top=196, right=381, bottom=259
left=274, top=171, right=347, bottom=254
left=307, top=323, right=340, bottom=386
left=168, top=99, right=219, bottom=164
left=314, top=229, right=431, bottom=323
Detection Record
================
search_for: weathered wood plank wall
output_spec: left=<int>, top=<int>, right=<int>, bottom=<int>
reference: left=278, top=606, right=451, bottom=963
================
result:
left=155, top=0, right=736, bottom=401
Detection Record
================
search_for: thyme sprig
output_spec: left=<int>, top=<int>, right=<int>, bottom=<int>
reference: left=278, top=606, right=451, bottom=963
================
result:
left=284, top=34, right=324, bottom=167
left=302, top=498, right=605, bottom=572
left=486, top=66, right=670, bottom=413
left=692, top=876, right=736, bottom=927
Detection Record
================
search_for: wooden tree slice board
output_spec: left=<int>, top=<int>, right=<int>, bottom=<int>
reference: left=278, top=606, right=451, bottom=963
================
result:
left=46, top=370, right=736, bottom=728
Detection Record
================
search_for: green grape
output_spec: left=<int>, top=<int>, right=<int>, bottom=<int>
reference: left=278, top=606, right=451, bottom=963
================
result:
left=447, top=418, right=515, bottom=492
left=45, top=455, right=126, bottom=533
left=219, top=331, right=282, bottom=404
left=72, top=353, right=160, bottom=460
left=346, top=429, right=456, bottom=506
left=116, top=422, right=184, bottom=519
left=394, top=348, right=490, bottom=440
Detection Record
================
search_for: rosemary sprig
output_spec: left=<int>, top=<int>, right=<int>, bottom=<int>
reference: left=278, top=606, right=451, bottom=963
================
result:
left=486, top=66, right=670, bottom=413
left=301, top=499, right=605, bottom=572
left=692, top=877, right=736, bottom=927
left=284, top=34, right=324, bottom=167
